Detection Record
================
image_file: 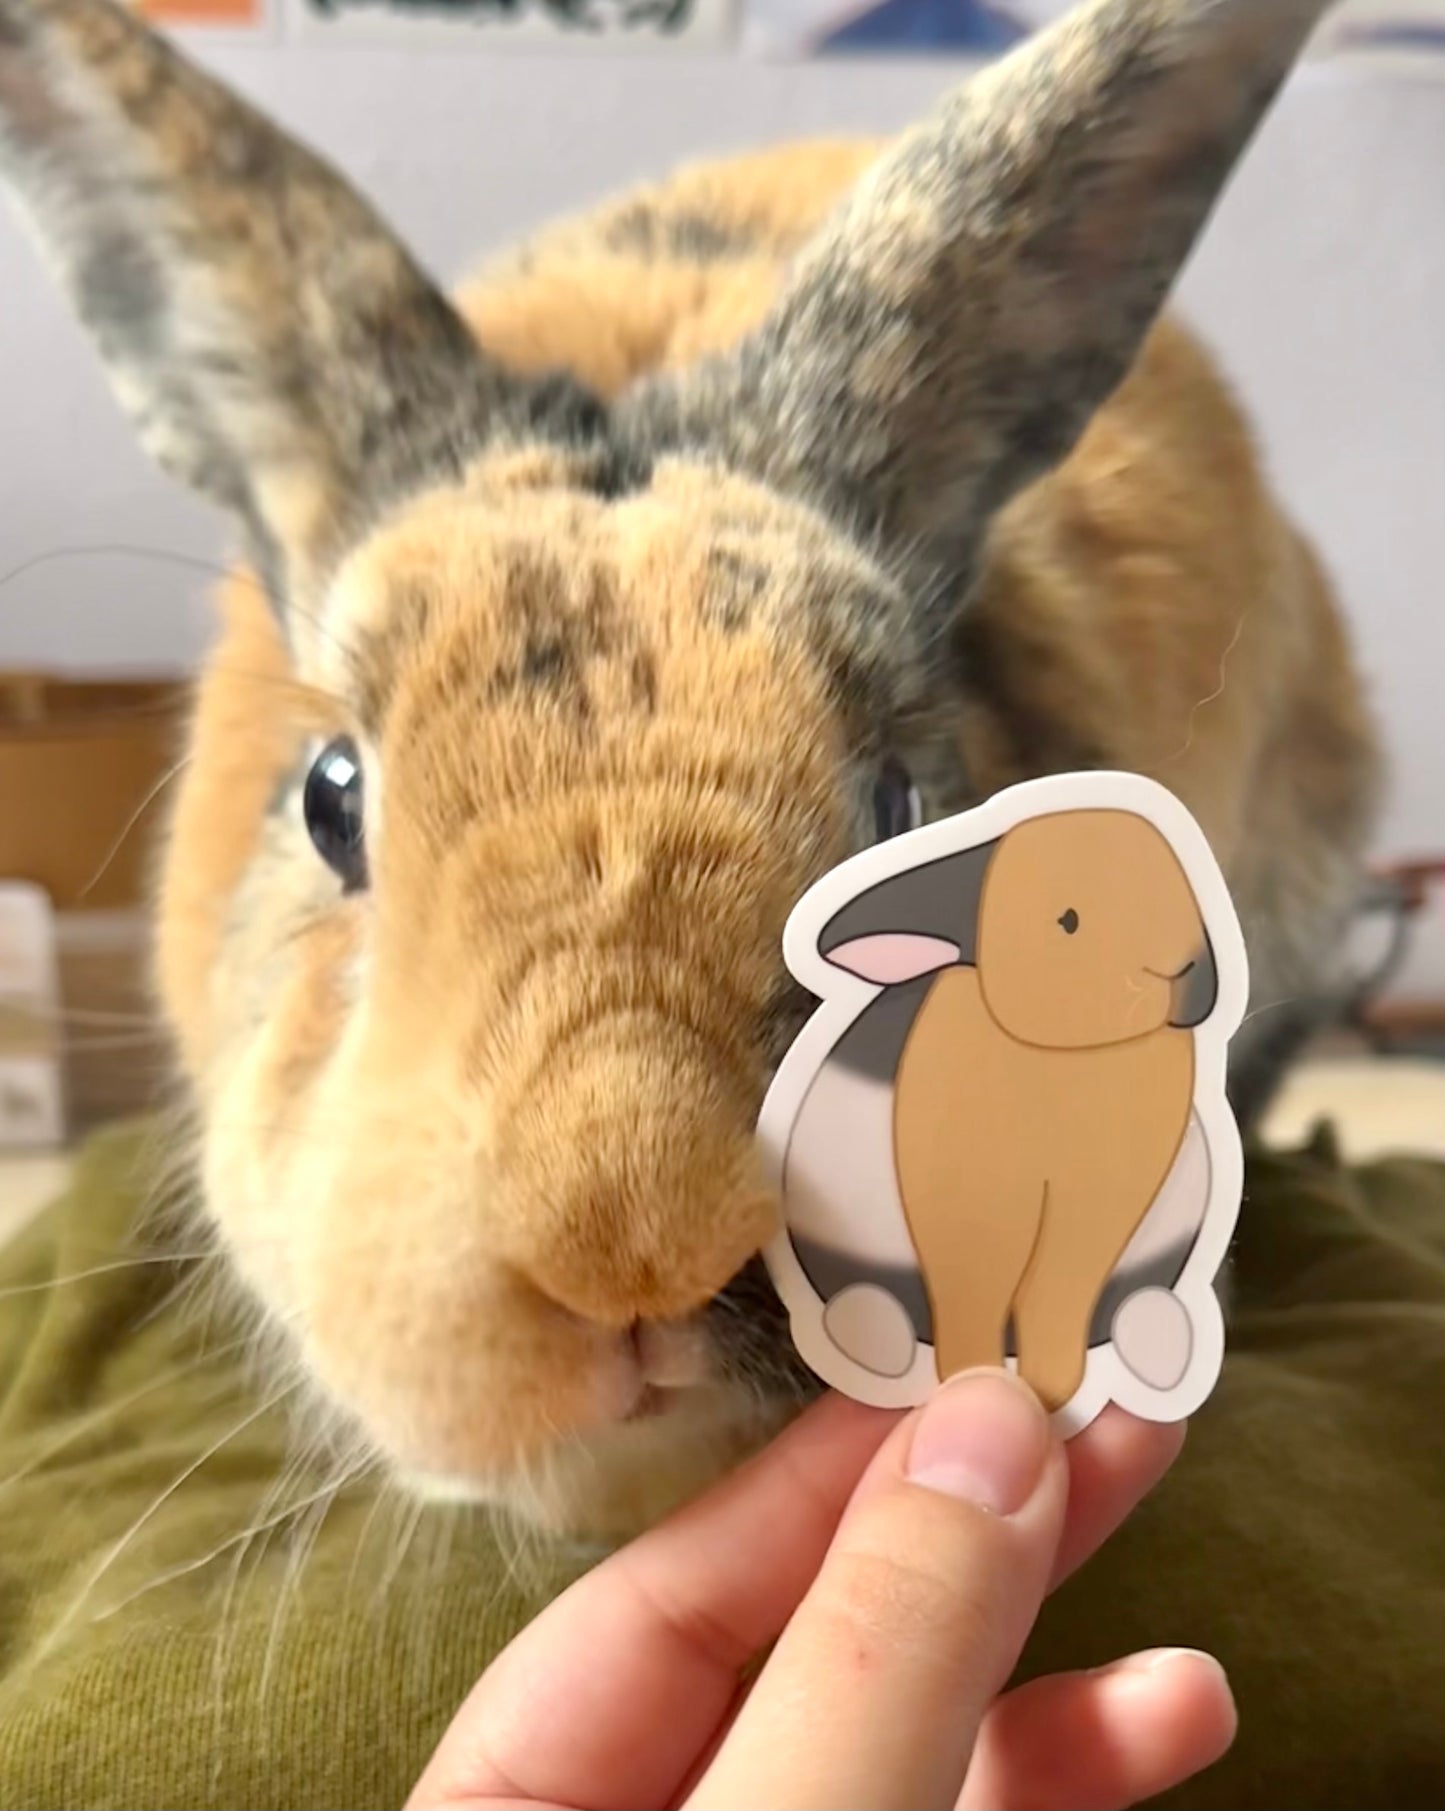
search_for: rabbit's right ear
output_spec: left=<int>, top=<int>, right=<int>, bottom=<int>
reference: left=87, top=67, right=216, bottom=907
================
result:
left=0, top=0, right=542, bottom=626
left=633, top=0, right=1331, bottom=632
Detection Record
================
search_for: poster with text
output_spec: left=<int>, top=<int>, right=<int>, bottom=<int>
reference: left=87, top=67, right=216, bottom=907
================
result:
left=283, top=0, right=736, bottom=51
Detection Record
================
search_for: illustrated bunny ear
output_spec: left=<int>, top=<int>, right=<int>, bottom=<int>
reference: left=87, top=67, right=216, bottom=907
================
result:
left=817, top=842, right=996, bottom=982
left=635, top=0, right=1329, bottom=608
left=823, top=933, right=961, bottom=987
left=0, top=0, right=552, bottom=622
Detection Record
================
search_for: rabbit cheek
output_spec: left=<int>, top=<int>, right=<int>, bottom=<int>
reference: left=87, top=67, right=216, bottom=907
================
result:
left=192, top=900, right=365, bottom=1316
left=200, top=1116, right=303, bottom=1323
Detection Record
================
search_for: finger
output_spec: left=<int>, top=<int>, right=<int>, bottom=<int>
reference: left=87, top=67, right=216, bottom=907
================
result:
left=960, top=1647, right=1237, bottom=1810
left=668, top=1400, right=1183, bottom=1810
left=688, top=1369, right=1068, bottom=1811
left=1052, top=1407, right=1185, bottom=1589
left=406, top=1392, right=898, bottom=1811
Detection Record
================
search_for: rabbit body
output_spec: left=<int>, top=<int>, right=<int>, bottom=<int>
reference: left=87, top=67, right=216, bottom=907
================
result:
left=0, top=0, right=1378, bottom=1531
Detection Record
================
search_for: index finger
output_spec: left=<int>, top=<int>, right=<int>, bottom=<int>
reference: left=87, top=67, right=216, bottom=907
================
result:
left=406, top=1393, right=898, bottom=1811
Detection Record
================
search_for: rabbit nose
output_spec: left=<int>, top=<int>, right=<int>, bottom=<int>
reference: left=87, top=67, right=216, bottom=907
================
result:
left=492, top=1072, right=782, bottom=1332
left=516, top=1218, right=688, bottom=1328
left=490, top=1018, right=778, bottom=1330
left=512, top=1174, right=778, bottom=1331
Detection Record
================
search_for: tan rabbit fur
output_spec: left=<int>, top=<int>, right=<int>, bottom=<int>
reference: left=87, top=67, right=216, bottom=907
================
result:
left=1, top=0, right=1379, bottom=1534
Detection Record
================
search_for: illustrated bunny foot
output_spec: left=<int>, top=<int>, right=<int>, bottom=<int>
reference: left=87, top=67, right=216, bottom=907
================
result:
left=1111, top=1287, right=1194, bottom=1392
left=822, top=1284, right=918, bottom=1379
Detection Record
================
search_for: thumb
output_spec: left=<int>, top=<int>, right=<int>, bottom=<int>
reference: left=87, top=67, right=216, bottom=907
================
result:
left=688, top=1369, right=1067, bottom=1811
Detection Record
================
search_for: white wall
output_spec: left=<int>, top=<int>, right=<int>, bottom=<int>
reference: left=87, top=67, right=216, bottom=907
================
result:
left=1, top=42, right=1442, bottom=988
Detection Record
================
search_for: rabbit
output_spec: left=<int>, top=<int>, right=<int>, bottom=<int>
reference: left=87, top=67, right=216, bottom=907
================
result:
left=0, top=0, right=1381, bottom=1536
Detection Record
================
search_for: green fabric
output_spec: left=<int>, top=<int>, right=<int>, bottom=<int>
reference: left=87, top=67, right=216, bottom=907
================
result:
left=2, top=1120, right=1445, bottom=1809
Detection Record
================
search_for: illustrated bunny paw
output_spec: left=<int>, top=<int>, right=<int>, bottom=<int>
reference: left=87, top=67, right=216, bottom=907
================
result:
left=1111, top=1287, right=1194, bottom=1392
left=822, top=1284, right=917, bottom=1378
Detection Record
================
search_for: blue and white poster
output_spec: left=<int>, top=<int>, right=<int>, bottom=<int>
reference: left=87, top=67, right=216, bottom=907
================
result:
left=1314, top=2, right=1445, bottom=68
left=743, top=0, right=1445, bottom=65
left=743, top=0, right=1061, bottom=56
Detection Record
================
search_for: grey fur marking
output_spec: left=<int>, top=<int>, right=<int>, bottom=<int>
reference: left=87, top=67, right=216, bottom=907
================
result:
left=791, top=1230, right=1194, bottom=1353
left=606, top=204, right=745, bottom=263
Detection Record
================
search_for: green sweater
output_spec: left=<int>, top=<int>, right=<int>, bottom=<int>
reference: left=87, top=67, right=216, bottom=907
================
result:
left=3, top=1120, right=1445, bottom=1809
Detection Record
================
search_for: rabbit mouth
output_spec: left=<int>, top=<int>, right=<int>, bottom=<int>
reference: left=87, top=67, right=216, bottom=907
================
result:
left=620, top=1374, right=731, bottom=1425
left=455, top=1379, right=787, bottom=1536
left=624, top=1382, right=685, bottom=1423
left=615, top=1318, right=723, bottom=1423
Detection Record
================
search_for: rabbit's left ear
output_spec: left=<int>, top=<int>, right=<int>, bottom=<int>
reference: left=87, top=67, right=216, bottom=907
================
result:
left=0, top=0, right=548, bottom=622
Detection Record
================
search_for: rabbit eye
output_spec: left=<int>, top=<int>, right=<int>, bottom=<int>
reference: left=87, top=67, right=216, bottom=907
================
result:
left=872, top=758, right=923, bottom=843
left=304, top=736, right=368, bottom=893
left=1058, top=909, right=1080, bottom=935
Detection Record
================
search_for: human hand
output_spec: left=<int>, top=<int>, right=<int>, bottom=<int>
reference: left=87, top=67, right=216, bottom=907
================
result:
left=408, top=1371, right=1234, bottom=1810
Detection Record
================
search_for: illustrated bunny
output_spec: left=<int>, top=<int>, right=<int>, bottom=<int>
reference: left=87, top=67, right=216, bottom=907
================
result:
left=761, top=771, right=1248, bottom=1428
left=0, top=0, right=1379, bottom=1535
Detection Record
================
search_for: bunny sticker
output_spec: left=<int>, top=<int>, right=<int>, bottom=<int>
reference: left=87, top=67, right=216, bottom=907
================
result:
left=759, top=772, right=1249, bottom=1434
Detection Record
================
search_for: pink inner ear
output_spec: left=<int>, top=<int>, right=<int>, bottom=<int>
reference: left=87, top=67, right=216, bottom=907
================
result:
left=825, top=934, right=961, bottom=985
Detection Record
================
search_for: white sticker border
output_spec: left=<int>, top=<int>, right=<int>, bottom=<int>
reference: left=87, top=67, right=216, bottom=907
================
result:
left=758, top=770, right=1250, bottom=1435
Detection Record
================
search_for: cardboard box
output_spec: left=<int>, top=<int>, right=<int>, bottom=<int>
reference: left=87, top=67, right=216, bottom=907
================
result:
left=56, top=908, right=169, bottom=1129
left=0, top=882, right=66, bottom=1148
left=1, top=675, right=188, bottom=1140
left=0, top=673, right=188, bottom=913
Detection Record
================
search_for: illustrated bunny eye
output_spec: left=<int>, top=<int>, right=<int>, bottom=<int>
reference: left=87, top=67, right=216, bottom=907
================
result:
left=873, top=758, right=923, bottom=843
left=1058, top=909, right=1080, bottom=935
left=304, top=736, right=368, bottom=893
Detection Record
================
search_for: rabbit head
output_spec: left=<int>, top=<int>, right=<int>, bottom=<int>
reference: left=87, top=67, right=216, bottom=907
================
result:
left=0, top=0, right=1332, bottom=1532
